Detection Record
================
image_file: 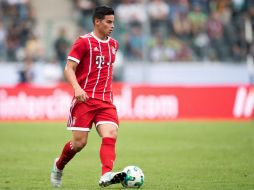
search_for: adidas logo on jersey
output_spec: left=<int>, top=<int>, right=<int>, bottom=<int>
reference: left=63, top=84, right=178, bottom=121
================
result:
left=94, top=47, right=99, bottom=51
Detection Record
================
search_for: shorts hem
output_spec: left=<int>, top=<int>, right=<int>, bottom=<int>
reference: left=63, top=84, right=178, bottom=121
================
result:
left=95, top=121, right=119, bottom=128
left=67, top=127, right=90, bottom=132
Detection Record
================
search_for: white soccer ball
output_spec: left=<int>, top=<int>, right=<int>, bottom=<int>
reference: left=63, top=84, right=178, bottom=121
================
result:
left=121, top=166, right=144, bottom=188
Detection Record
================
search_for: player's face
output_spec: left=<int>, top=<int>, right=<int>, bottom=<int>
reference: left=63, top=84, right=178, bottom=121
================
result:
left=97, top=15, right=114, bottom=37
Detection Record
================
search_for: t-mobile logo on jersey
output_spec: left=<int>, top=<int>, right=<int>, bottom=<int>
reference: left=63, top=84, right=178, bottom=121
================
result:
left=96, top=55, right=105, bottom=69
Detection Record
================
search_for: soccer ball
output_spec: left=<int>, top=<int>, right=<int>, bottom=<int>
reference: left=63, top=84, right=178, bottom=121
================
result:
left=121, top=166, right=144, bottom=188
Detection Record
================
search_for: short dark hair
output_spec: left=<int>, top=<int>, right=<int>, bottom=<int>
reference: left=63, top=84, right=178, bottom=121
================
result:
left=92, top=6, right=114, bottom=24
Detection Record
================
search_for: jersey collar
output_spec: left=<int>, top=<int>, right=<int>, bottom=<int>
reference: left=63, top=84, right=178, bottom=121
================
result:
left=91, top=32, right=110, bottom=43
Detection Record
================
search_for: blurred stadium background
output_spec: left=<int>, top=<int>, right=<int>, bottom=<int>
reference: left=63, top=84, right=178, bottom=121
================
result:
left=0, top=0, right=254, bottom=190
left=0, top=0, right=253, bottom=120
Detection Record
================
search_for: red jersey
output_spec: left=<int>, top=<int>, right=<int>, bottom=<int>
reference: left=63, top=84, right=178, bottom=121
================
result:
left=67, top=32, right=118, bottom=103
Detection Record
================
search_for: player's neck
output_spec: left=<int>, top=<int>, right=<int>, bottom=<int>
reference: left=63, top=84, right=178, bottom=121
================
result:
left=92, top=30, right=108, bottom=41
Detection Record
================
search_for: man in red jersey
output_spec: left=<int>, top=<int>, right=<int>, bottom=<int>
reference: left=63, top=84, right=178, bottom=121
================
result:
left=50, top=6, right=126, bottom=188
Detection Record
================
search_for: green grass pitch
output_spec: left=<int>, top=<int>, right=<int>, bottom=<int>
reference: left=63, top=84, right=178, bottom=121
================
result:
left=0, top=121, right=254, bottom=190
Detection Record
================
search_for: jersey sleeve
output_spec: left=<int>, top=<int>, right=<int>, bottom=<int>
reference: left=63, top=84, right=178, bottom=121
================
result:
left=67, top=37, right=88, bottom=64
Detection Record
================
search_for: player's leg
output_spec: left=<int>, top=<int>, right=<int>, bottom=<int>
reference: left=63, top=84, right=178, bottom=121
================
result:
left=51, top=131, right=89, bottom=187
left=97, top=123, right=118, bottom=175
left=95, top=102, right=126, bottom=187
left=51, top=100, right=93, bottom=187
left=56, top=131, right=89, bottom=169
left=56, top=100, right=93, bottom=170
left=97, top=123, right=126, bottom=187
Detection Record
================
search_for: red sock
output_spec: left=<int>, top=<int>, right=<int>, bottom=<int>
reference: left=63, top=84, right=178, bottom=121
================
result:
left=100, top=137, right=116, bottom=175
left=56, top=141, right=77, bottom=170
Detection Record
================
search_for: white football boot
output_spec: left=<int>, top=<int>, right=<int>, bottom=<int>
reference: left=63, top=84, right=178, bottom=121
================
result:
left=50, top=158, right=63, bottom=188
left=99, top=171, right=126, bottom=187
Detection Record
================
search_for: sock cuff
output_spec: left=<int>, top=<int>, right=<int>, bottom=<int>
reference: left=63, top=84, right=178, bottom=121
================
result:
left=102, top=137, right=116, bottom=145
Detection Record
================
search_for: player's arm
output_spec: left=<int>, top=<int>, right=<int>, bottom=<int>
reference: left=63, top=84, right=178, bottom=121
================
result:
left=64, top=60, right=89, bottom=102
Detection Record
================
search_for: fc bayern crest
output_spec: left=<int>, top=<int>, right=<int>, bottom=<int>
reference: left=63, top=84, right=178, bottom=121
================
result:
left=112, top=47, right=116, bottom=55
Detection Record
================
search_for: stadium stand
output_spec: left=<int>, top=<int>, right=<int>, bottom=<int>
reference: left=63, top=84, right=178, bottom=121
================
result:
left=64, top=0, right=254, bottom=62
left=0, top=0, right=253, bottom=63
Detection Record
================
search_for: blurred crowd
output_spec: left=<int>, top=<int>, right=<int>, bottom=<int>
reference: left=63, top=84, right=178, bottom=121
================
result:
left=73, top=0, right=254, bottom=62
left=0, top=0, right=254, bottom=65
left=0, top=0, right=43, bottom=62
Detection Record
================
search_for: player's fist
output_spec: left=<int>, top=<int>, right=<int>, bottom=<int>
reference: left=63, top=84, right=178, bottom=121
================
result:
left=74, top=87, right=89, bottom=102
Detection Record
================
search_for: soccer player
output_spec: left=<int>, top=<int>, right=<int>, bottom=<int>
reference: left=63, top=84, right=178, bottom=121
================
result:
left=50, top=6, right=126, bottom=188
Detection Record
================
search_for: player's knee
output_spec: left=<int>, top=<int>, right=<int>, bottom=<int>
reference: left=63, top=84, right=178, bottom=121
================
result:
left=73, top=139, right=87, bottom=152
left=103, top=128, right=118, bottom=139
left=110, top=128, right=118, bottom=138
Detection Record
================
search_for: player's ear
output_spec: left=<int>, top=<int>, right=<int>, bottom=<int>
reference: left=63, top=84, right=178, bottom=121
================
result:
left=94, top=18, right=101, bottom=25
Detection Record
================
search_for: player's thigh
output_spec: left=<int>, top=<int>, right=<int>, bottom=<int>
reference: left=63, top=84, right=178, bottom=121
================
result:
left=94, top=104, right=119, bottom=138
left=67, top=100, right=94, bottom=131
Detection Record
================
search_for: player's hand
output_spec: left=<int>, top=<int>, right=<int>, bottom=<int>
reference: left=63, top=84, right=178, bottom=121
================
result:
left=74, top=87, right=89, bottom=102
